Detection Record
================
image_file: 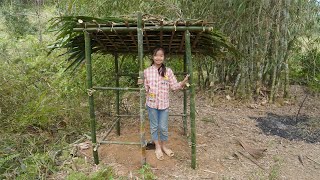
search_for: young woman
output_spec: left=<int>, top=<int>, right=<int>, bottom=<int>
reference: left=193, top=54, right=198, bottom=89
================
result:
left=143, top=47, right=189, bottom=160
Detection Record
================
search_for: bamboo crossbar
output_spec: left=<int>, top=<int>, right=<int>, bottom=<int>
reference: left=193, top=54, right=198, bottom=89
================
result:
left=112, top=114, right=187, bottom=117
left=74, top=26, right=213, bottom=32
left=93, top=86, right=141, bottom=91
left=100, top=141, right=141, bottom=145
left=169, top=114, right=188, bottom=117
left=101, top=118, right=119, bottom=141
left=115, top=115, right=140, bottom=117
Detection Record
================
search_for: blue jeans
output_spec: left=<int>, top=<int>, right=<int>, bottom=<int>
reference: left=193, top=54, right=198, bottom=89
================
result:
left=147, top=106, right=169, bottom=141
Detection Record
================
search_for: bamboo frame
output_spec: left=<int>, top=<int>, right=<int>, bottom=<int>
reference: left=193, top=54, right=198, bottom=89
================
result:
left=82, top=13, right=199, bottom=169
left=85, top=31, right=99, bottom=165
left=100, top=141, right=140, bottom=145
left=185, top=30, right=197, bottom=169
left=101, top=118, right=119, bottom=141
left=93, top=87, right=140, bottom=91
left=74, top=26, right=213, bottom=32
left=183, top=55, right=188, bottom=135
left=137, top=12, right=146, bottom=166
left=115, top=53, right=120, bottom=136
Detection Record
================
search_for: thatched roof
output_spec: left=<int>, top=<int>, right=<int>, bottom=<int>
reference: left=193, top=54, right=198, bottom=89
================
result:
left=49, top=14, right=237, bottom=70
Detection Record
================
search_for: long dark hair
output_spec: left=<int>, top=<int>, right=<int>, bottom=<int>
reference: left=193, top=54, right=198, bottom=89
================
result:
left=151, top=47, right=166, bottom=77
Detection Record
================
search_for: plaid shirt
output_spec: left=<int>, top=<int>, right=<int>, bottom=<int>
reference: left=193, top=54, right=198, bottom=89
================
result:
left=144, top=65, right=182, bottom=109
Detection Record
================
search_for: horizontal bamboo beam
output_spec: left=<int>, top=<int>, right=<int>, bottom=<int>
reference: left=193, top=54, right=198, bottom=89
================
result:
left=111, top=114, right=188, bottom=117
left=169, top=114, right=188, bottom=117
left=74, top=26, right=213, bottom=32
left=100, top=141, right=140, bottom=145
left=101, top=118, right=119, bottom=141
left=77, top=22, right=213, bottom=28
left=93, top=86, right=141, bottom=91
left=115, top=115, right=140, bottom=117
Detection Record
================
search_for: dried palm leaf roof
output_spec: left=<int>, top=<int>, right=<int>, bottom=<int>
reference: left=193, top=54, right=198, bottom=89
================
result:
left=49, top=14, right=237, bottom=70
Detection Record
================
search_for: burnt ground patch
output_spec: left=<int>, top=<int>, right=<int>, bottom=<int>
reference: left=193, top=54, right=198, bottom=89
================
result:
left=250, top=113, right=320, bottom=143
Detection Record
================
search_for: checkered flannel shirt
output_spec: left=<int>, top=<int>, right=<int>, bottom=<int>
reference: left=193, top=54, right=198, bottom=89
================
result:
left=144, top=65, right=182, bottom=109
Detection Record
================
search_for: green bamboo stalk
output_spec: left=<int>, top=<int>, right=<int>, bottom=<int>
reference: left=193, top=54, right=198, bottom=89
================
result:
left=100, top=141, right=140, bottom=145
left=185, top=30, right=196, bottom=169
left=73, top=26, right=213, bottom=32
left=137, top=12, right=146, bottom=166
left=113, top=114, right=186, bottom=117
left=84, top=31, right=99, bottom=165
left=115, top=53, right=120, bottom=136
left=270, top=2, right=281, bottom=103
left=183, top=55, right=188, bottom=136
left=101, top=118, right=119, bottom=141
left=115, top=115, right=140, bottom=117
left=93, top=87, right=140, bottom=91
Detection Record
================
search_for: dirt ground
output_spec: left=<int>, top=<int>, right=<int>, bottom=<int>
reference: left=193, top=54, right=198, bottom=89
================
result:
left=81, top=85, right=320, bottom=179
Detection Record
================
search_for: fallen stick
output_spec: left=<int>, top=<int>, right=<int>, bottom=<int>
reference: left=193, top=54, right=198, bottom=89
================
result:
left=203, top=169, right=217, bottom=174
left=306, top=156, right=320, bottom=166
left=295, top=94, right=308, bottom=123
left=298, top=154, right=304, bottom=166
left=237, top=151, right=265, bottom=170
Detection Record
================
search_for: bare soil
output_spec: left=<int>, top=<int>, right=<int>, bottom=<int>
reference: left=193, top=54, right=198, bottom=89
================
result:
left=81, top=85, right=320, bottom=179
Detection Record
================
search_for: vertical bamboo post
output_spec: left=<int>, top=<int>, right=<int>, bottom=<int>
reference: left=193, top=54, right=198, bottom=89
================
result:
left=183, top=55, right=188, bottom=136
left=185, top=30, right=196, bottom=169
left=137, top=12, right=146, bottom=166
left=115, top=53, right=120, bottom=135
left=84, top=31, right=99, bottom=165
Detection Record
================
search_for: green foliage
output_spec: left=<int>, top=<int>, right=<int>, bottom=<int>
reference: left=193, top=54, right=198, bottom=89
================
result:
left=1, top=1, right=36, bottom=37
left=66, top=166, right=115, bottom=180
left=290, top=47, right=320, bottom=92
left=138, top=164, right=157, bottom=180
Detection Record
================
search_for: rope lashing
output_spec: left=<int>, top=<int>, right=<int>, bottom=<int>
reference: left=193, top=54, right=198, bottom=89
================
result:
left=202, top=21, right=205, bottom=32
left=87, top=88, right=96, bottom=96
left=111, top=22, right=114, bottom=32
left=93, top=143, right=100, bottom=152
left=97, top=24, right=102, bottom=32
left=174, top=21, right=177, bottom=31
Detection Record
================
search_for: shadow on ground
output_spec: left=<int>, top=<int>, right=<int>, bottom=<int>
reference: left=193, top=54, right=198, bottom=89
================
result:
left=249, top=113, right=320, bottom=143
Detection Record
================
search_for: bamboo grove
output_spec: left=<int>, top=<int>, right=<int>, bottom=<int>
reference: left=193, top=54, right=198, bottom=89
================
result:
left=48, top=0, right=320, bottom=102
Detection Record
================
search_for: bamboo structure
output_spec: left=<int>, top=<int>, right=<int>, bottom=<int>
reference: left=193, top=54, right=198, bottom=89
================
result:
left=51, top=13, right=236, bottom=169
left=84, top=31, right=99, bottom=164
left=137, top=12, right=146, bottom=165
left=185, top=30, right=197, bottom=169
left=183, top=55, right=188, bottom=135
left=114, top=53, right=120, bottom=135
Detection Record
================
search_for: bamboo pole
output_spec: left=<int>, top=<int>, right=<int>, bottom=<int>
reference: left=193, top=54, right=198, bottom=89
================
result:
left=101, top=118, right=119, bottom=141
left=93, top=87, right=140, bottom=91
left=137, top=12, right=146, bottom=166
left=183, top=55, right=188, bottom=136
left=185, top=30, right=196, bottom=169
left=114, top=53, right=120, bottom=136
left=73, top=26, right=213, bottom=32
left=84, top=31, right=99, bottom=165
left=112, top=114, right=187, bottom=117
left=100, top=141, right=140, bottom=145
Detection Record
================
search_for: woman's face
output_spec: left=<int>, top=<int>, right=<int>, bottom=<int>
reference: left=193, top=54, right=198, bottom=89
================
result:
left=153, top=49, right=165, bottom=66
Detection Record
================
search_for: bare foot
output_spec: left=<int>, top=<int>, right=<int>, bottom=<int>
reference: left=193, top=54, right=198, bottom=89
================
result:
left=155, top=149, right=164, bottom=160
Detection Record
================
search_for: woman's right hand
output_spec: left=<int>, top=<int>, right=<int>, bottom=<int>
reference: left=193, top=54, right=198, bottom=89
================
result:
left=137, top=78, right=143, bottom=85
left=181, top=74, right=190, bottom=87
